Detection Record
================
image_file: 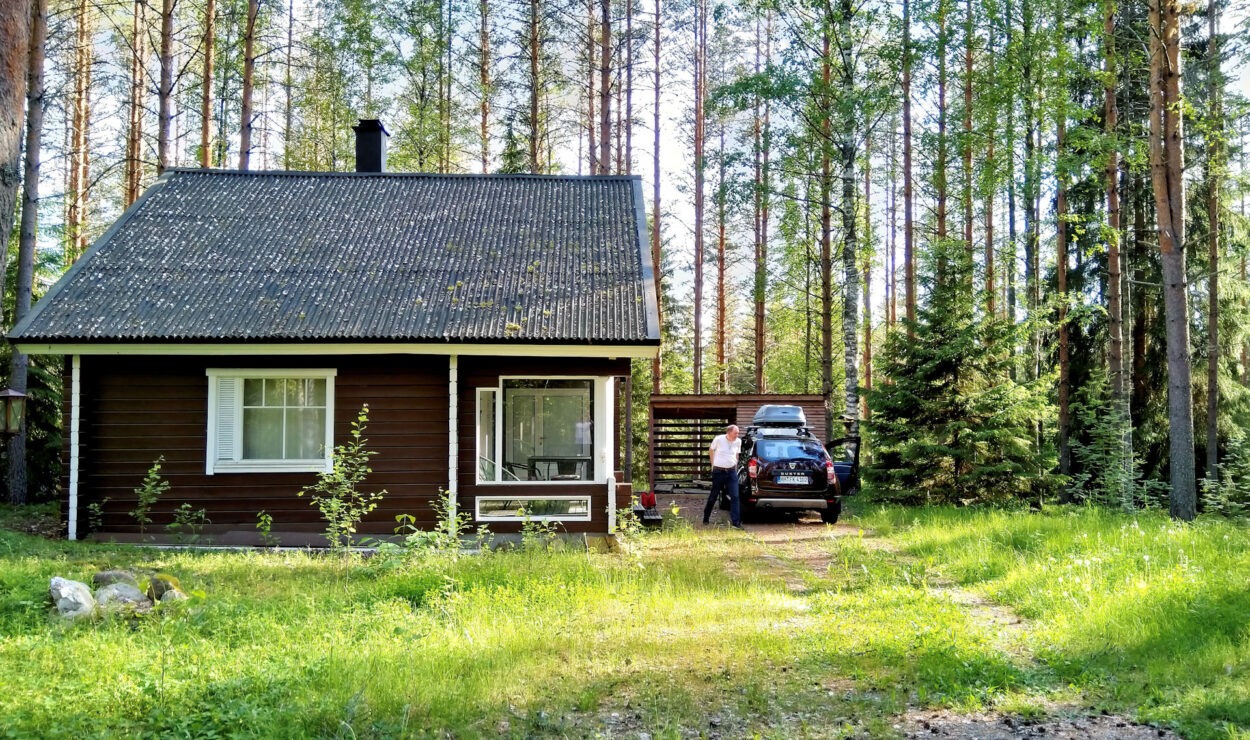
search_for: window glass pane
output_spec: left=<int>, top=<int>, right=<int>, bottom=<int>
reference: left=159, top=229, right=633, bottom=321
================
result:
left=285, top=408, right=325, bottom=459
left=263, top=378, right=283, bottom=406
left=478, top=390, right=497, bottom=481
left=243, top=379, right=264, bottom=406
left=242, top=408, right=284, bottom=459
left=502, top=379, right=592, bottom=481
left=308, top=378, right=327, bottom=406
left=477, top=497, right=590, bottom=520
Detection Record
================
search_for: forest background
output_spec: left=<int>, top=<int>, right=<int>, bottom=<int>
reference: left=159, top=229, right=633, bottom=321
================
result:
left=0, top=0, right=1248, bottom=521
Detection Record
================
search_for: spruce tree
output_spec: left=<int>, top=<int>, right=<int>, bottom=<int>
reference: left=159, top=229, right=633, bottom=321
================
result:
left=867, top=252, right=1056, bottom=504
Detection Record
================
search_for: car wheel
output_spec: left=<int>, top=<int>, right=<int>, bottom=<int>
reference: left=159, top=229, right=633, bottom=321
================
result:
left=820, top=499, right=842, bottom=524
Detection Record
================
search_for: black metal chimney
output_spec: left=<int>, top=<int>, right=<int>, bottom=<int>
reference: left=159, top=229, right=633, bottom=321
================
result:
left=352, top=119, right=389, bottom=173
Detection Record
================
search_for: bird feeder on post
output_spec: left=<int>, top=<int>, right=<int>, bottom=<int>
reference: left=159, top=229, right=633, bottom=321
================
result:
left=0, top=389, right=28, bottom=436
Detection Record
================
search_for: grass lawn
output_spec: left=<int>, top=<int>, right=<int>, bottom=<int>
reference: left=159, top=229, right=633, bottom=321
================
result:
left=0, top=503, right=1247, bottom=738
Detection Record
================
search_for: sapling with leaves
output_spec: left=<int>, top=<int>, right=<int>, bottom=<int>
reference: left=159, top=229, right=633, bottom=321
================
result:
left=299, top=404, right=386, bottom=554
left=132, top=456, right=170, bottom=535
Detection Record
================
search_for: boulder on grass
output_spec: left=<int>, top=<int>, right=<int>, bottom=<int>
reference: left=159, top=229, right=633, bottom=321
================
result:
left=159, top=589, right=189, bottom=602
left=93, top=570, right=139, bottom=588
left=95, top=582, right=153, bottom=613
left=50, top=577, right=96, bottom=619
left=146, top=574, right=183, bottom=601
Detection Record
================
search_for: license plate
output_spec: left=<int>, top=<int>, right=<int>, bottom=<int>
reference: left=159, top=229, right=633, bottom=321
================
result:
left=776, top=474, right=808, bottom=485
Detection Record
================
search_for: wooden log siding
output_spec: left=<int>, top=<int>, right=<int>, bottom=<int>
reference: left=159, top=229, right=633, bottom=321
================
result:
left=456, top=355, right=631, bottom=534
left=69, top=354, right=448, bottom=544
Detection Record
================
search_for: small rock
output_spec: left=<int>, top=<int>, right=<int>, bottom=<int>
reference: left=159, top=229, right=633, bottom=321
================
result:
left=50, top=577, right=95, bottom=619
left=159, top=589, right=189, bottom=602
left=95, top=582, right=153, bottom=612
left=93, top=570, right=139, bottom=588
left=146, top=573, right=183, bottom=601
left=639, top=733, right=651, bottom=740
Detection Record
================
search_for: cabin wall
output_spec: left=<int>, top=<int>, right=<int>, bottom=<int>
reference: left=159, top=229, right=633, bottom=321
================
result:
left=67, top=353, right=633, bottom=544
left=70, top=354, right=448, bottom=545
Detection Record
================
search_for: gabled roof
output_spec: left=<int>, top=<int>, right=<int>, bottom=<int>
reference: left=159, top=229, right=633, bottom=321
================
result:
left=11, top=170, right=659, bottom=347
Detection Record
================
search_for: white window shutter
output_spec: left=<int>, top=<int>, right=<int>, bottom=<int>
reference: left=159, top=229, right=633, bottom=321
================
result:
left=215, top=376, right=239, bottom=465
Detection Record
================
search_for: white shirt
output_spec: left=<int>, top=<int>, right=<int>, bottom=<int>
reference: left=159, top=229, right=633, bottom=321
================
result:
left=709, top=434, right=741, bottom=469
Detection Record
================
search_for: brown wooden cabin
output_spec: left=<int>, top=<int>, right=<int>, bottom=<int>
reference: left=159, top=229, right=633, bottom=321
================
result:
left=648, top=394, right=827, bottom=493
left=10, top=127, right=659, bottom=545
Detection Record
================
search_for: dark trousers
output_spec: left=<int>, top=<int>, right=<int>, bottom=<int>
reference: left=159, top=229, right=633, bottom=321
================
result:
left=704, top=468, right=740, bottom=526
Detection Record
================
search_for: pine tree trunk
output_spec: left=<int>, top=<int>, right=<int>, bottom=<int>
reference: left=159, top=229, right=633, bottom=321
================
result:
left=1205, top=0, right=1220, bottom=483
left=1057, top=85, right=1071, bottom=483
left=984, top=26, right=995, bottom=317
left=902, top=0, right=915, bottom=329
left=936, top=1, right=949, bottom=285
left=650, top=0, right=661, bottom=394
left=624, top=0, right=632, bottom=172
left=752, top=9, right=765, bottom=391
left=239, top=0, right=258, bottom=171
left=598, top=0, right=610, bottom=175
left=529, top=0, right=541, bottom=172
left=692, top=0, right=706, bottom=393
left=1149, top=0, right=1195, bottom=520
left=862, top=135, right=872, bottom=421
left=1131, top=172, right=1149, bottom=427
left=0, top=0, right=30, bottom=280
left=283, top=0, right=294, bottom=169
left=1104, top=0, right=1130, bottom=501
left=888, top=109, right=897, bottom=328
left=9, top=0, right=45, bottom=505
left=716, top=120, right=727, bottom=392
left=124, top=0, right=145, bottom=206
left=157, top=0, right=174, bottom=174
left=200, top=0, right=214, bottom=167
left=442, top=0, right=452, bottom=171
left=1005, top=0, right=1017, bottom=328
left=820, top=32, right=833, bottom=435
left=67, top=0, right=91, bottom=264
left=962, top=0, right=973, bottom=284
left=586, top=0, right=595, bottom=174
left=479, top=0, right=490, bottom=172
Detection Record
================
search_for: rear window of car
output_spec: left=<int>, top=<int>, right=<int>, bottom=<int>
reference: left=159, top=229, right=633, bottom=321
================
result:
left=754, top=438, right=827, bottom=462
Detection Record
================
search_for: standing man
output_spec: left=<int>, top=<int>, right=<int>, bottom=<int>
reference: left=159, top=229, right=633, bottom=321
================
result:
left=704, top=424, right=743, bottom=529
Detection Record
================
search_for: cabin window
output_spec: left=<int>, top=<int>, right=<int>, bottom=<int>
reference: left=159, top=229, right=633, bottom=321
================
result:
left=206, top=369, right=336, bottom=474
left=476, top=377, right=597, bottom=484
left=475, top=496, right=592, bottom=522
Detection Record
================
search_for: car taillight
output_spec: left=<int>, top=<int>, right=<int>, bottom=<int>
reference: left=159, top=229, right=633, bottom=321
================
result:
left=825, top=459, right=836, bottom=485
left=748, top=458, right=759, bottom=479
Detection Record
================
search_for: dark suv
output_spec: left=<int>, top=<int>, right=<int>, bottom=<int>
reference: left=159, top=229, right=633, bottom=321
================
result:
left=731, top=405, right=859, bottom=524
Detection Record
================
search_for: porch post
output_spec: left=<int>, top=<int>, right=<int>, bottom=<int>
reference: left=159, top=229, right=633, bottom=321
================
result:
left=68, top=355, right=80, bottom=540
left=597, top=376, right=616, bottom=533
left=448, top=355, right=458, bottom=531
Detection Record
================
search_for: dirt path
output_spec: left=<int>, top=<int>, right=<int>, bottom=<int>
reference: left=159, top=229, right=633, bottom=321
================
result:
left=657, top=494, right=1180, bottom=739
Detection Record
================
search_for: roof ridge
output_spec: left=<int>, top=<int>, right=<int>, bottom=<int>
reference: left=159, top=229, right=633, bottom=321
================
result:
left=166, top=168, right=642, bottom=182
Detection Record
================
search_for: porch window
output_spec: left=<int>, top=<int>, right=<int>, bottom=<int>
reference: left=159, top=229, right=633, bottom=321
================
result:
left=477, top=378, right=595, bottom=483
left=206, top=369, right=336, bottom=474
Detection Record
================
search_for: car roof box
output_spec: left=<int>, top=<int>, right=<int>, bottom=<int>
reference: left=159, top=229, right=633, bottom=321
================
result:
left=752, top=404, right=807, bottom=427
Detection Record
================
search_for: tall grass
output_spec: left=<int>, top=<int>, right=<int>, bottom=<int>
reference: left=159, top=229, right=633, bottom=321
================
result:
left=857, top=505, right=1250, bottom=738
left=1, top=506, right=1247, bottom=738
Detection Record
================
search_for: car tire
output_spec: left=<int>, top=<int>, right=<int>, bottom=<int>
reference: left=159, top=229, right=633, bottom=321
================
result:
left=820, top=499, right=842, bottom=524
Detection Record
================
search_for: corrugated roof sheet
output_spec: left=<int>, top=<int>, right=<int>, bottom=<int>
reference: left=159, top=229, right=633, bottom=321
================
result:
left=12, top=170, right=659, bottom=345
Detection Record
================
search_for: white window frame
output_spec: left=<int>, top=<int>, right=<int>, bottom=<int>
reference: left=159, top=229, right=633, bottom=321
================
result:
left=476, top=375, right=608, bottom=486
left=205, top=368, right=337, bottom=475
left=474, top=495, right=593, bottom=522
